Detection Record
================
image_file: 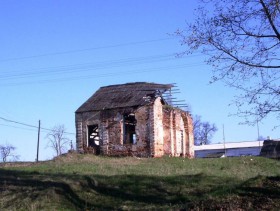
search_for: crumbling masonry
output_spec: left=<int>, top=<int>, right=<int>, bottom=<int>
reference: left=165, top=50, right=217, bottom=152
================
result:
left=75, top=82, right=194, bottom=157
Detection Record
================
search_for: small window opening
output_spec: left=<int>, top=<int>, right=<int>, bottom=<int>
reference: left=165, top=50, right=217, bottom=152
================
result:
left=88, top=125, right=100, bottom=147
left=123, top=114, right=137, bottom=144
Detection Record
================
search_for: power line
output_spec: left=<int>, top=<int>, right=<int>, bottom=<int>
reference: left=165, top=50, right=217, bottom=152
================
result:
left=0, top=52, right=205, bottom=79
left=0, top=53, right=175, bottom=79
left=0, top=49, right=205, bottom=86
left=0, top=37, right=175, bottom=63
left=0, top=117, right=38, bottom=129
left=0, top=52, right=204, bottom=81
left=0, top=117, right=75, bottom=135
left=0, top=123, right=38, bottom=132
left=0, top=62, right=204, bottom=86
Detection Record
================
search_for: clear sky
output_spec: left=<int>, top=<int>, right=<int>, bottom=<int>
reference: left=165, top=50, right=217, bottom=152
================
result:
left=0, top=1, right=279, bottom=161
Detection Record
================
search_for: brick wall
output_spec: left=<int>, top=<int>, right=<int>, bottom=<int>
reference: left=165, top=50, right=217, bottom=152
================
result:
left=75, top=98, right=194, bottom=158
left=162, top=107, right=194, bottom=158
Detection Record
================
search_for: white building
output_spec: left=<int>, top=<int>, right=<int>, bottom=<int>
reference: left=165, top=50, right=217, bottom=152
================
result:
left=194, top=141, right=263, bottom=158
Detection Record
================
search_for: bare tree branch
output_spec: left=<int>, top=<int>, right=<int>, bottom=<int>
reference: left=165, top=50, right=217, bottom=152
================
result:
left=260, top=0, right=280, bottom=40
left=177, top=0, right=280, bottom=125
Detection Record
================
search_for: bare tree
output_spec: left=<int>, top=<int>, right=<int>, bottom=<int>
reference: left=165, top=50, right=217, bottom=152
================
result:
left=193, top=115, right=218, bottom=145
left=177, top=0, right=280, bottom=125
left=193, top=115, right=203, bottom=145
left=200, top=122, right=218, bottom=145
left=0, top=143, right=19, bottom=162
left=46, top=125, right=70, bottom=157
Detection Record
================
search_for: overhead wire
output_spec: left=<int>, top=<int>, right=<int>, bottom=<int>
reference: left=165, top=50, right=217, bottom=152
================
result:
left=0, top=53, right=174, bottom=79
left=0, top=117, right=75, bottom=135
left=0, top=62, right=203, bottom=86
left=0, top=36, right=206, bottom=87
left=0, top=52, right=204, bottom=79
left=0, top=37, right=175, bottom=63
left=0, top=123, right=39, bottom=133
left=0, top=53, right=204, bottom=84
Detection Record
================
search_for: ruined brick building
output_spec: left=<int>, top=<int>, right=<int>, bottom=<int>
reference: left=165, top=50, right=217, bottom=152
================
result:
left=75, top=82, right=194, bottom=157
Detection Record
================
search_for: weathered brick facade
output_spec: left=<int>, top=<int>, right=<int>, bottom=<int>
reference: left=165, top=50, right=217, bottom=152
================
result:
left=75, top=82, right=194, bottom=158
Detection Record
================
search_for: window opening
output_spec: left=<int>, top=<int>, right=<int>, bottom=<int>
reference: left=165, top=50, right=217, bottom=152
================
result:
left=123, top=114, right=137, bottom=144
left=88, top=125, right=100, bottom=147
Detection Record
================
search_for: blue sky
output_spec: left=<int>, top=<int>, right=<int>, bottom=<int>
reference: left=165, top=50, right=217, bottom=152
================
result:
left=0, top=1, right=279, bottom=161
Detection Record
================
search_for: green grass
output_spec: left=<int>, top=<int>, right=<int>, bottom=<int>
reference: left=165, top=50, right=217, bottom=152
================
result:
left=1, top=153, right=280, bottom=210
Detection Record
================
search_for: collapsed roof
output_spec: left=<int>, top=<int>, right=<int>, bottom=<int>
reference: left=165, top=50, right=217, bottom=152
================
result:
left=76, top=82, right=173, bottom=113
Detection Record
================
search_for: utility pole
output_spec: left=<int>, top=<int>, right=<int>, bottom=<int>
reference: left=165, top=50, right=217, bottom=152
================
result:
left=257, top=120, right=261, bottom=153
left=223, top=124, right=226, bottom=157
left=36, top=120, right=41, bottom=162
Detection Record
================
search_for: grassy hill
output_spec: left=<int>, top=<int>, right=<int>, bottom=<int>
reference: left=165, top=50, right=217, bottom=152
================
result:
left=1, top=153, right=280, bottom=210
